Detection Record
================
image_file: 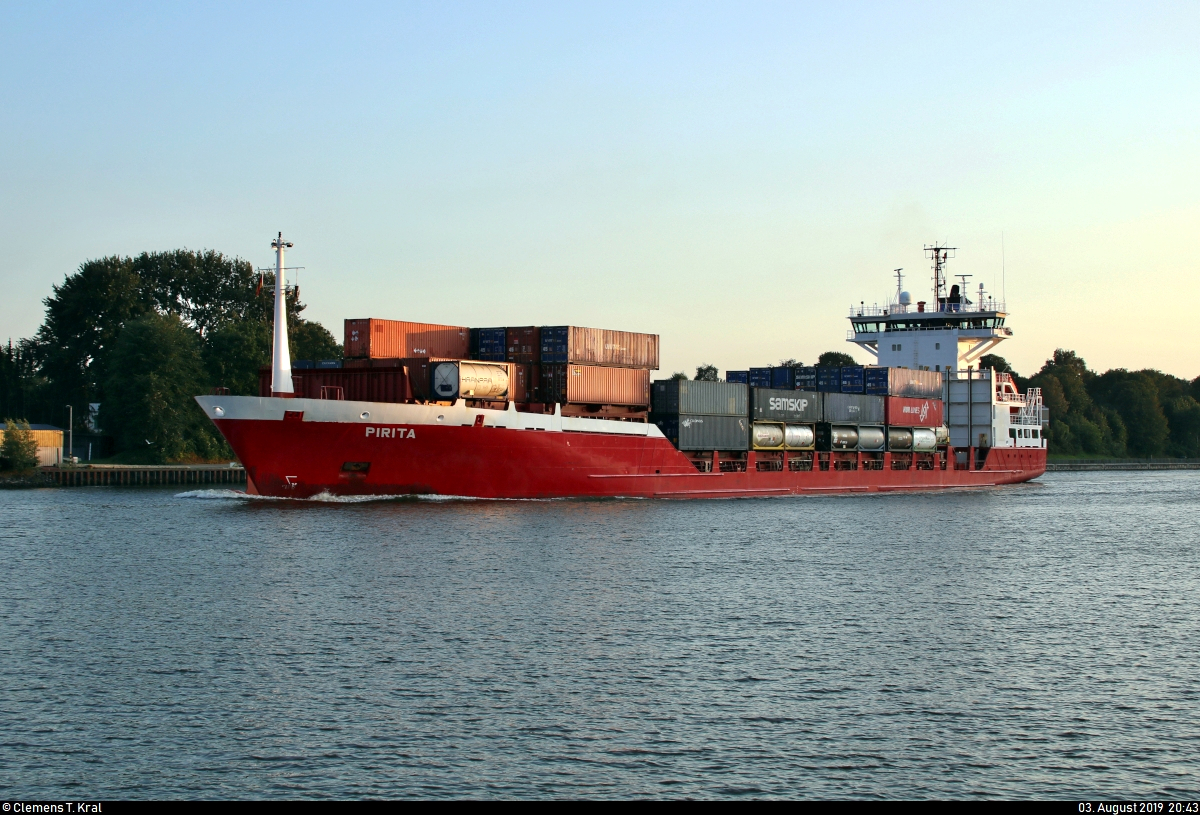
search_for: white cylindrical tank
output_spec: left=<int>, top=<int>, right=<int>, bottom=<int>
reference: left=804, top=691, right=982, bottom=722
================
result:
left=752, top=423, right=784, bottom=448
left=784, top=424, right=815, bottom=448
left=858, top=426, right=886, bottom=450
left=458, top=362, right=510, bottom=399
left=912, top=428, right=937, bottom=451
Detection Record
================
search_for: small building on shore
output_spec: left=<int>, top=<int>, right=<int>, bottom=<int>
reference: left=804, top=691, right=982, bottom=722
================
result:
left=0, top=423, right=65, bottom=466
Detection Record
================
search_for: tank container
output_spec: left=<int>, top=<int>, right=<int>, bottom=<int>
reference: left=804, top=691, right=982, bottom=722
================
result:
left=884, top=396, right=944, bottom=427
left=822, top=393, right=885, bottom=424
left=654, top=414, right=749, bottom=451
left=784, top=424, right=816, bottom=449
left=887, top=427, right=913, bottom=451
left=817, top=366, right=841, bottom=393
left=751, top=422, right=785, bottom=449
left=840, top=365, right=865, bottom=393
left=750, top=389, right=822, bottom=422
left=539, top=326, right=659, bottom=369
left=913, top=428, right=938, bottom=452
left=345, top=319, right=470, bottom=359
left=857, top=426, right=886, bottom=451
left=749, top=368, right=773, bottom=388
left=430, top=361, right=512, bottom=401
left=652, top=380, right=747, bottom=416
left=796, top=366, right=818, bottom=390
left=816, top=424, right=860, bottom=451
left=540, top=364, right=650, bottom=406
left=771, top=367, right=796, bottom=389
left=725, top=371, right=749, bottom=384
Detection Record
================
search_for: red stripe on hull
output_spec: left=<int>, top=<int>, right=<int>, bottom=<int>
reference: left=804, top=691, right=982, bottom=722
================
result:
left=213, top=418, right=1046, bottom=499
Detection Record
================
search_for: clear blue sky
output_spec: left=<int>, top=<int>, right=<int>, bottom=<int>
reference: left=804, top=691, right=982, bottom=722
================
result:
left=2, top=2, right=1197, bottom=378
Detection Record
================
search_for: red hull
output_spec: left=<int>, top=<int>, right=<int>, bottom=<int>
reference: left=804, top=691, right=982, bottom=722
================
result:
left=202, top=397, right=1046, bottom=499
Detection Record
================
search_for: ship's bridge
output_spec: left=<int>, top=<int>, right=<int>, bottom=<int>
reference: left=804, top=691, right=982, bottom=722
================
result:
left=847, top=297, right=1012, bottom=372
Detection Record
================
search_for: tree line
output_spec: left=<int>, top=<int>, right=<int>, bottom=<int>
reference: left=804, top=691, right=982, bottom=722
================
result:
left=0, top=249, right=340, bottom=463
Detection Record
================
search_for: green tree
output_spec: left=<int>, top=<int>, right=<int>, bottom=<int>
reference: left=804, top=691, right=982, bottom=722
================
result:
left=669, top=371, right=688, bottom=381
left=694, top=364, right=719, bottom=382
left=290, top=319, right=342, bottom=361
left=100, top=314, right=224, bottom=463
left=778, top=358, right=802, bottom=367
left=205, top=320, right=271, bottom=396
left=817, top=351, right=857, bottom=367
left=1163, top=396, right=1200, bottom=458
left=1091, top=370, right=1169, bottom=457
left=1, top=419, right=39, bottom=471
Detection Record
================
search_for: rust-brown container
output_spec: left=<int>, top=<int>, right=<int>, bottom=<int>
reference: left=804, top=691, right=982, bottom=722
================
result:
left=344, top=319, right=470, bottom=359
left=505, top=326, right=540, bottom=363
left=539, top=326, right=659, bottom=369
left=540, top=364, right=651, bottom=406
left=509, top=364, right=534, bottom=402
left=271, top=368, right=413, bottom=403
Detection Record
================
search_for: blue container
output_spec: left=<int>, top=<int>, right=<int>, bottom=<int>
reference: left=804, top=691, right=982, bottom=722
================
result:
left=817, top=366, right=841, bottom=393
left=749, top=367, right=773, bottom=389
left=539, top=326, right=570, bottom=363
left=292, top=359, right=315, bottom=370
left=864, top=366, right=890, bottom=395
left=840, top=365, right=865, bottom=393
left=317, top=359, right=343, bottom=369
left=725, top=370, right=749, bottom=384
left=771, top=366, right=796, bottom=389
left=796, top=366, right=818, bottom=390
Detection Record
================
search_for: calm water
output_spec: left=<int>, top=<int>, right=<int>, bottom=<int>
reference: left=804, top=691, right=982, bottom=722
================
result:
left=2, top=472, right=1198, bottom=799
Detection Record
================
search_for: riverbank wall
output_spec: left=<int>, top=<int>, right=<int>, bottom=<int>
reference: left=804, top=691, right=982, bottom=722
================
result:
left=1047, top=458, right=1200, bottom=471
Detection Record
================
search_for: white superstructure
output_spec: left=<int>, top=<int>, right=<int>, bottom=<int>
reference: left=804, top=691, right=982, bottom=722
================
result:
left=848, top=245, right=1047, bottom=452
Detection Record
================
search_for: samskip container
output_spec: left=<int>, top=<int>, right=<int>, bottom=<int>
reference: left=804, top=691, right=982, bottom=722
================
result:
left=822, top=392, right=885, bottom=424
left=749, top=368, right=772, bottom=388
left=540, top=364, right=650, bottom=406
left=652, top=380, right=748, bottom=416
left=884, top=396, right=944, bottom=427
left=539, top=326, right=659, bottom=369
left=796, top=366, right=818, bottom=390
left=725, top=371, right=749, bottom=384
left=653, top=414, right=749, bottom=451
left=345, top=319, right=470, bottom=359
left=751, top=389, right=822, bottom=422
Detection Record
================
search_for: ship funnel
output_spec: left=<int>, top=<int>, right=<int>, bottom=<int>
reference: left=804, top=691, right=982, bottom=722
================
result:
left=270, top=231, right=295, bottom=396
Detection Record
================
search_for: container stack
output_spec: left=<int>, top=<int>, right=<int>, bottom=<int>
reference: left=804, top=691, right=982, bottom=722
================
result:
left=651, top=380, right=749, bottom=451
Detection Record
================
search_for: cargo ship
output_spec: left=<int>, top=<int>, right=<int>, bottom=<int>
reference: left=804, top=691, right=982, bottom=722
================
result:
left=196, top=237, right=1047, bottom=498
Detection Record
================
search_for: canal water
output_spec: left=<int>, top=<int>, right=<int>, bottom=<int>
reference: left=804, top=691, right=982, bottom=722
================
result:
left=2, top=472, right=1198, bottom=798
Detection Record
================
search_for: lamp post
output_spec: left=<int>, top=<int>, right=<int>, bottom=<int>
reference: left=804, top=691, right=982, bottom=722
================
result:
left=65, top=404, right=73, bottom=466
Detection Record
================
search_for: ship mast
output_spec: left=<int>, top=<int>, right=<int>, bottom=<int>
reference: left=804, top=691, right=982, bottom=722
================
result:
left=271, top=232, right=295, bottom=396
left=924, top=242, right=956, bottom=307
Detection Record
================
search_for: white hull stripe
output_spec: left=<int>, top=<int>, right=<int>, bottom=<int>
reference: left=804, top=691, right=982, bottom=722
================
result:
left=195, top=395, right=663, bottom=438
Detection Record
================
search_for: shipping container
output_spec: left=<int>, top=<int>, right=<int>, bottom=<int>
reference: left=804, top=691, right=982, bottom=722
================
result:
left=505, top=326, right=540, bottom=363
left=316, top=359, right=342, bottom=369
left=816, top=424, right=859, bottom=451
left=540, top=364, right=651, bottom=406
left=725, top=371, right=749, bottom=384
left=913, top=427, right=938, bottom=452
left=796, top=366, right=818, bottom=390
left=887, top=427, right=913, bottom=451
left=539, top=326, right=659, bottom=369
left=840, top=365, right=864, bottom=393
left=817, top=366, right=841, bottom=393
left=751, top=422, right=785, bottom=449
left=263, top=367, right=412, bottom=403
left=771, top=366, right=796, bottom=389
left=784, top=424, right=816, bottom=449
left=653, top=414, right=749, bottom=451
left=344, top=319, right=470, bottom=359
left=857, top=425, right=886, bottom=451
left=884, top=395, right=944, bottom=427
left=470, top=327, right=507, bottom=362
left=652, top=380, right=747, bottom=416
left=430, top=361, right=512, bottom=401
left=751, top=389, right=822, bottom=422
left=864, top=366, right=943, bottom=398
left=292, top=359, right=315, bottom=370
left=749, top=367, right=772, bottom=388
left=822, top=392, right=886, bottom=424
left=343, top=358, right=371, bottom=368
left=511, top=364, right=534, bottom=402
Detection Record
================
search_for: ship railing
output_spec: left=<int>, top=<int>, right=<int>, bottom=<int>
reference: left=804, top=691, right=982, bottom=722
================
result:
left=849, top=300, right=1007, bottom=318
left=319, top=385, right=345, bottom=400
